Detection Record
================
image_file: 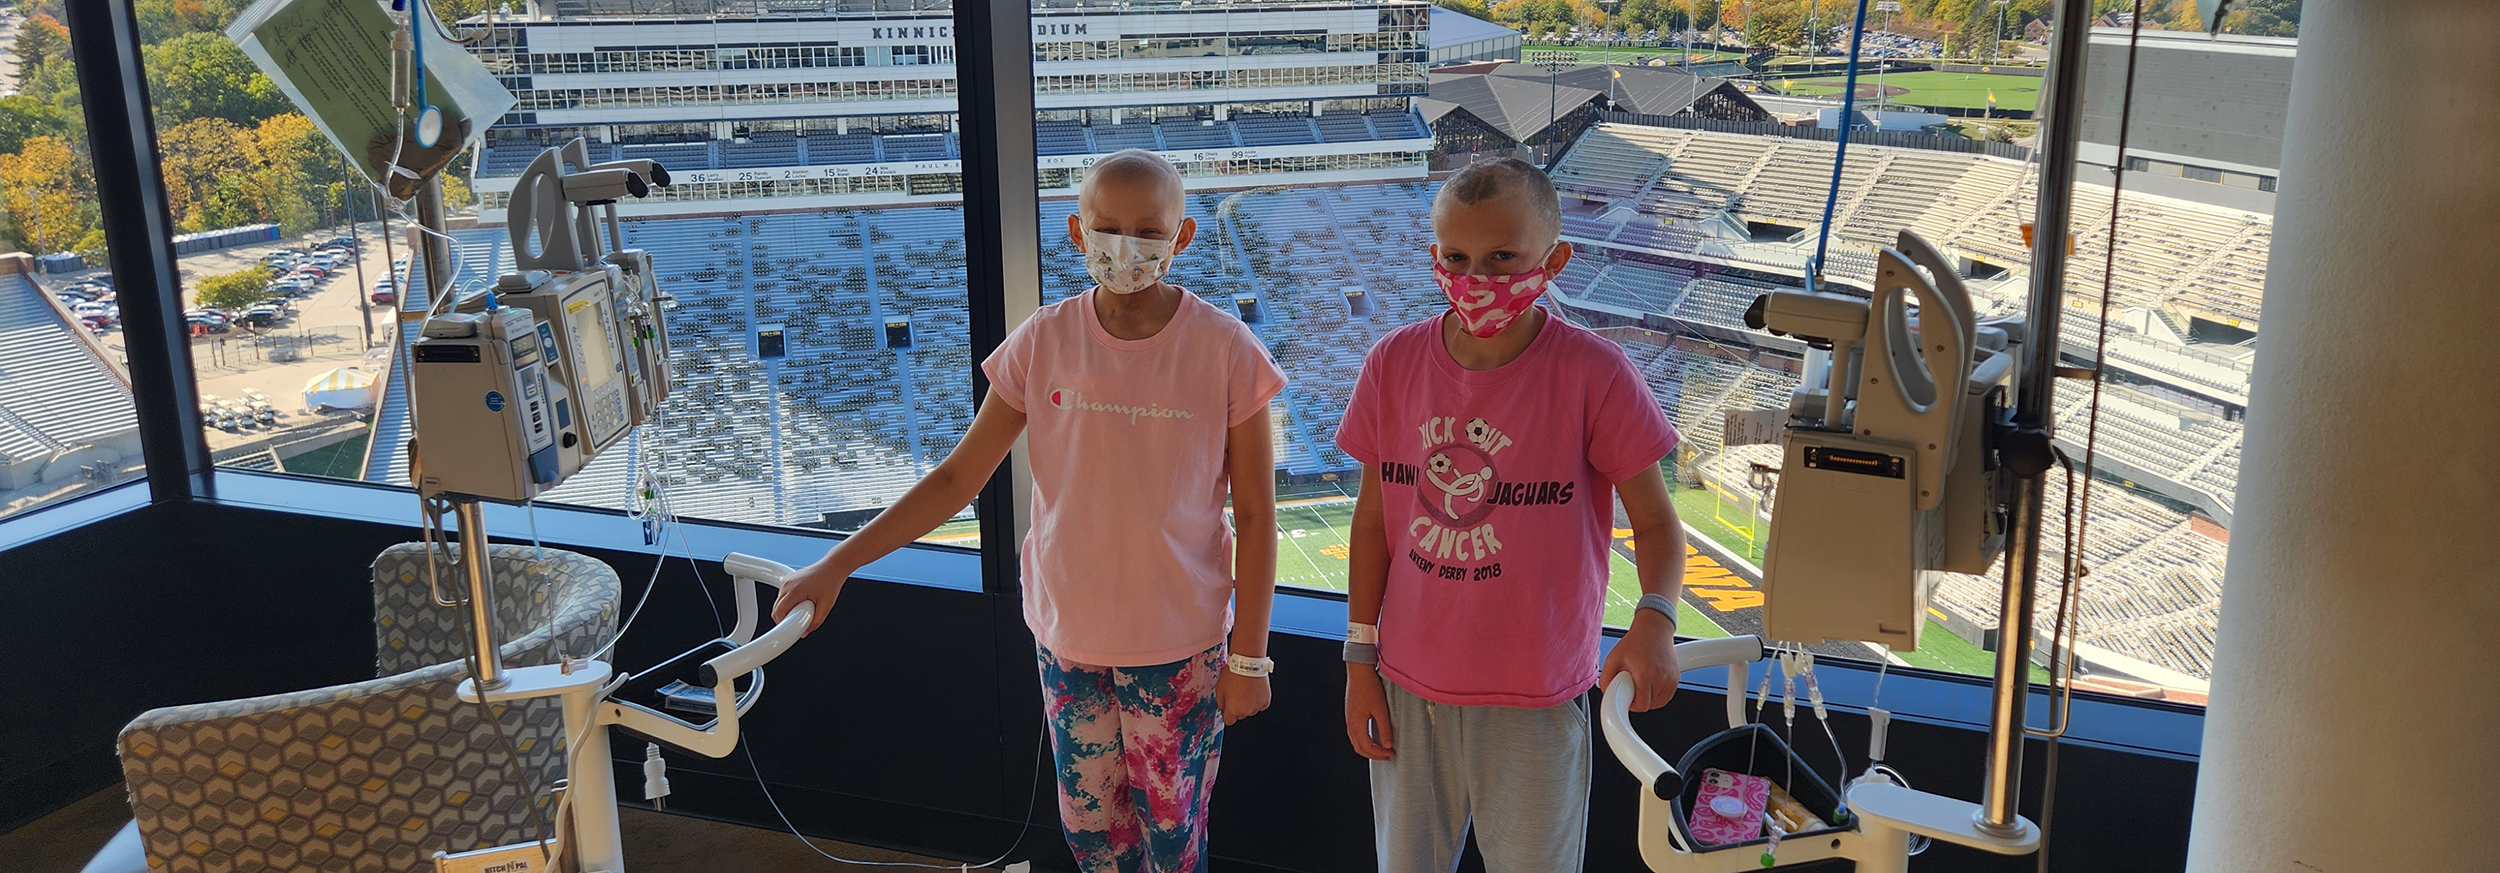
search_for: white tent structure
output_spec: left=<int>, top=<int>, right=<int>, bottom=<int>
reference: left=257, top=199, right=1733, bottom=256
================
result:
left=301, top=367, right=379, bottom=411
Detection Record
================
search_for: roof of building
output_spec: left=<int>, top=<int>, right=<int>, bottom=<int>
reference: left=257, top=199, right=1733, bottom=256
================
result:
left=0, top=276, right=137, bottom=465
left=2080, top=27, right=2294, bottom=173
left=1431, top=6, right=1522, bottom=50
left=1430, top=62, right=1742, bottom=141
left=1427, top=72, right=1604, bottom=142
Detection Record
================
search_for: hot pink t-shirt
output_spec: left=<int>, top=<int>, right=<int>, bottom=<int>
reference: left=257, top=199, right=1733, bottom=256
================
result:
left=984, top=288, right=1286, bottom=668
left=1335, top=312, right=1679, bottom=707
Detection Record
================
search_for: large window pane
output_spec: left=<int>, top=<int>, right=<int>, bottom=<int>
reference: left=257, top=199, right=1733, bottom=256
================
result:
left=1028, top=0, right=1432, bottom=593
left=144, top=0, right=972, bottom=541
left=1015, top=0, right=2274, bottom=704
left=0, top=13, right=143, bottom=521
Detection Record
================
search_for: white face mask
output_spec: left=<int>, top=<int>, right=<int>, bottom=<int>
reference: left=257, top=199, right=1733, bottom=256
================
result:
left=1081, top=228, right=1175, bottom=295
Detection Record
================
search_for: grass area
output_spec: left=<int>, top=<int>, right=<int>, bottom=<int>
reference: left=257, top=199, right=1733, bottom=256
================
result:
left=921, top=517, right=981, bottom=547
left=1894, top=622, right=2055, bottom=684
left=279, top=433, right=368, bottom=480
left=1269, top=495, right=1728, bottom=638
left=1671, top=483, right=1766, bottom=565
left=1524, top=43, right=1744, bottom=64
left=1773, top=70, right=2042, bottom=112
left=1601, top=545, right=1730, bottom=637
left=1273, top=498, right=1360, bottom=591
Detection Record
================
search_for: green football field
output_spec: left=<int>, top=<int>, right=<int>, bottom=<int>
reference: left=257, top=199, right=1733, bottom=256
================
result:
left=1267, top=497, right=1728, bottom=637
left=1523, top=43, right=1745, bottom=65
left=1774, top=70, right=2042, bottom=112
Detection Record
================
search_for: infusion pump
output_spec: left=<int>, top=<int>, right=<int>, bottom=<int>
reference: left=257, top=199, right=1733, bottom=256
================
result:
left=1747, top=231, right=2017, bottom=651
left=410, top=138, right=674, bottom=502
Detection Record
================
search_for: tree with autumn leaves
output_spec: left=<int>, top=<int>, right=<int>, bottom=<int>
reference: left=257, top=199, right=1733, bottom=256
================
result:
left=0, top=0, right=388, bottom=259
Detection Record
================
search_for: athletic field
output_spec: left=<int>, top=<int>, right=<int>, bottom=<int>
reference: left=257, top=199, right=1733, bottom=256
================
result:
left=1774, top=70, right=2041, bottom=112
left=1524, top=44, right=1745, bottom=65
left=1267, top=495, right=1729, bottom=636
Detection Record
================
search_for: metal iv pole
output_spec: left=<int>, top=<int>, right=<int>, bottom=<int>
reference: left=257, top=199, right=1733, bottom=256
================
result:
left=413, top=173, right=508, bottom=689
left=1977, top=0, right=2091, bottom=837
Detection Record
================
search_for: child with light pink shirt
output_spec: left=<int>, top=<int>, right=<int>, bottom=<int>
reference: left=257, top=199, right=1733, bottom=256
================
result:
left=774, top=149, right=1285, bottom=872
left=1336, top=158, right=1688, bottom=872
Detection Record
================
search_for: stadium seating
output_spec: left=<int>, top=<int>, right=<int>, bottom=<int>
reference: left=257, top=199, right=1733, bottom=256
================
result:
left=1157, top=120, right=1238, bottom=150
left=1088, top=121, right=1162, bottom=152
left=1315, top=113, right=1374, bottom=144
left=1235, top=114, right=1322, bottom=147
left=719, top=132, right=803, bottom=168
left=1035, top=121, right=1091, bottom=156
left=806, top=132, right=880, bottom=164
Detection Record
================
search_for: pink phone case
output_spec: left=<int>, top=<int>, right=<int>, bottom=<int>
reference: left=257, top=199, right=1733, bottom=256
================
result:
left=1688, top=769, right=1770, bottom=847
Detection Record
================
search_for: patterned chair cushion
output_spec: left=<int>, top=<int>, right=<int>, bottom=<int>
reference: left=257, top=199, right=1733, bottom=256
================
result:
left=117, top=545, right=620, bottom=873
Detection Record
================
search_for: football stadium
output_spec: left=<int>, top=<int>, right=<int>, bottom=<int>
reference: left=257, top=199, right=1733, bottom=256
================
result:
left=0, top=2, right=2273, bottom=696
left=303, top=13, right=2289, bottom=697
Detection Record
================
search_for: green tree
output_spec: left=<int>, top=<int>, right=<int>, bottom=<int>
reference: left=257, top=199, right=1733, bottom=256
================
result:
left=135, top=0, right=250, bottom=43
left=0, top=96, right=72, bottom=154
left=1432, top=0, right=1494, bottom=20
left=0, top=135, right=96, bottom=254
left=2226, top=0, right=2298, bottom=35
left=14, top=13, right=80, bottom=112
left=74, top=228, right=108, bottom=266
left=143, top=32, right=289, bottom=127
left=194, top=265, right=271, bottom=311
left=159, top=116, right=255, bottom=230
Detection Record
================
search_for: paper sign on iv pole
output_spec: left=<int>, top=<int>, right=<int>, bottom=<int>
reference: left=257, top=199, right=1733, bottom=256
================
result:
left=225, top=0, right=514, bottom=190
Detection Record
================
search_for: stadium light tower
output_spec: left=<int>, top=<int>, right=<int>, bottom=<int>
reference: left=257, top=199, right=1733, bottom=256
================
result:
left=1993, top=0, right=2008, bottom=65
left=1875, top=0, right=1900, bottom=113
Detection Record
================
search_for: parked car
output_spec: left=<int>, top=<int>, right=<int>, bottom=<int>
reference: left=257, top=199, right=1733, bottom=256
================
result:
left=184, top=311, right=230, bottom=334
left=79, top=314, right=114, bottom=332
left=370, top=287, right=398, bottom=305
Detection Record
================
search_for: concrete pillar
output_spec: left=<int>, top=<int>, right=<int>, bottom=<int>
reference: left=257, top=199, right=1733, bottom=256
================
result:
left=2184, top=2, right=2500, bottom=871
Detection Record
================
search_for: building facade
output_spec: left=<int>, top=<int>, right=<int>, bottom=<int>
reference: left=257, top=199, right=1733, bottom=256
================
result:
left=472, top=0, right=1435, bottom=218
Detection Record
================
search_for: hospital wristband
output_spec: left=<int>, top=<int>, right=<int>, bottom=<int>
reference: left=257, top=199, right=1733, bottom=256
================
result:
left=1347, top=622, right=1379, bottom=645
left=1636, top=593, right=1680, bottom=631
left=1343, top=642, right=1379, bottom=665
left=1227, top=653, right=1275, bottom=678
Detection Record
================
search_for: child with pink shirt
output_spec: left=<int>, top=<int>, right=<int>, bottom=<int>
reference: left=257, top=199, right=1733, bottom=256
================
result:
left=1335, top=158, right=1688, bottom=872
left=774, top=149, right=1285, bottom=872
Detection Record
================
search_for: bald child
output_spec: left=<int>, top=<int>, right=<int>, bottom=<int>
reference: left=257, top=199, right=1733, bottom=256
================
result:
left=1334, top=158, right=1688, bottom=872
left=775, top=149, right=1286, bottom=872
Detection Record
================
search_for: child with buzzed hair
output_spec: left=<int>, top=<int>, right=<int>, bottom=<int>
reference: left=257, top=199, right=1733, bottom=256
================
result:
left=775, top=149, right=1286, bottom=872
left=1334, top=158, right=1688, bottom=871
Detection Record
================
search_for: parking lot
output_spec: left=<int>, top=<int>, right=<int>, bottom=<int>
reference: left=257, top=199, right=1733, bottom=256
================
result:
left=56, top=225, right=405, bottom=461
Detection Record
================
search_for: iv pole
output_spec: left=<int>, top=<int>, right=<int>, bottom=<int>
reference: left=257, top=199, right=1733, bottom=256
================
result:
left=1978, top=0, right=2091, bottom=836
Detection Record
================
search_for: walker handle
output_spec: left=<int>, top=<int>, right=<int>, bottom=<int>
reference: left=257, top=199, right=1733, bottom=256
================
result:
left=1600, top=636, right=1768, bottom=801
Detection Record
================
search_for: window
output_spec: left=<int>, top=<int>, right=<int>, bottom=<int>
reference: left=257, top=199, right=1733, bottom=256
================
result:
left=1029, top=0, right=1436, bottom=596
left=1015, top=0, right=2255, bottom=706
left=0, top=255, right=147, bottom=521
left=154, top=2, right=974, bottom=543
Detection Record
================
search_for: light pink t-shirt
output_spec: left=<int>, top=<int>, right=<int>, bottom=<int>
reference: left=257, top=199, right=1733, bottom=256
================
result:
left=984, top=288, right=1287, bottom=668
left=1335, top=312, right=1679, bottom=707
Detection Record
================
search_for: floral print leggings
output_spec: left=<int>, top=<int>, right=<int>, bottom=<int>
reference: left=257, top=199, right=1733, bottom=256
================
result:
left=1037, top=643, right=1226, bottom=873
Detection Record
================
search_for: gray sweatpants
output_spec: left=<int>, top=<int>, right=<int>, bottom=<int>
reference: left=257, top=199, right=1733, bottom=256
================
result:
left=1370, top=676, right=1592, bottom=873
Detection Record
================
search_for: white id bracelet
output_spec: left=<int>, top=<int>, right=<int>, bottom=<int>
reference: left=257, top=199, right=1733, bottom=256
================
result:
left=1227, top=653, right=1275, bottom=678
left=1347, top=622, right=1379, bottom=644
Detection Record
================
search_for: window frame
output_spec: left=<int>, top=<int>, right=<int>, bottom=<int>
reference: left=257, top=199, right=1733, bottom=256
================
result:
left=36, top=0, right=2217, bottom=754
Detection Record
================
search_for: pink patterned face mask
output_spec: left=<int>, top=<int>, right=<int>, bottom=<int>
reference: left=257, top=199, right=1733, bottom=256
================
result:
left=1434, top=254, right=1554, bottom=338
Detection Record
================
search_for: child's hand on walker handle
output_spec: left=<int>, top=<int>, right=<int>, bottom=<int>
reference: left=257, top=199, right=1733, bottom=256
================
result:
left=1601, top=609, right=1681, bottom=712
left=770, top=555, right=851, bottom=637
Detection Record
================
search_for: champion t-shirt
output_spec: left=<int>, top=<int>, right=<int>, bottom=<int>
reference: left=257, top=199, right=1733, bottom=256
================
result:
left=1335, top=312, right=1679, bottom=707
left=984, top=288, right=1286, bottom=667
